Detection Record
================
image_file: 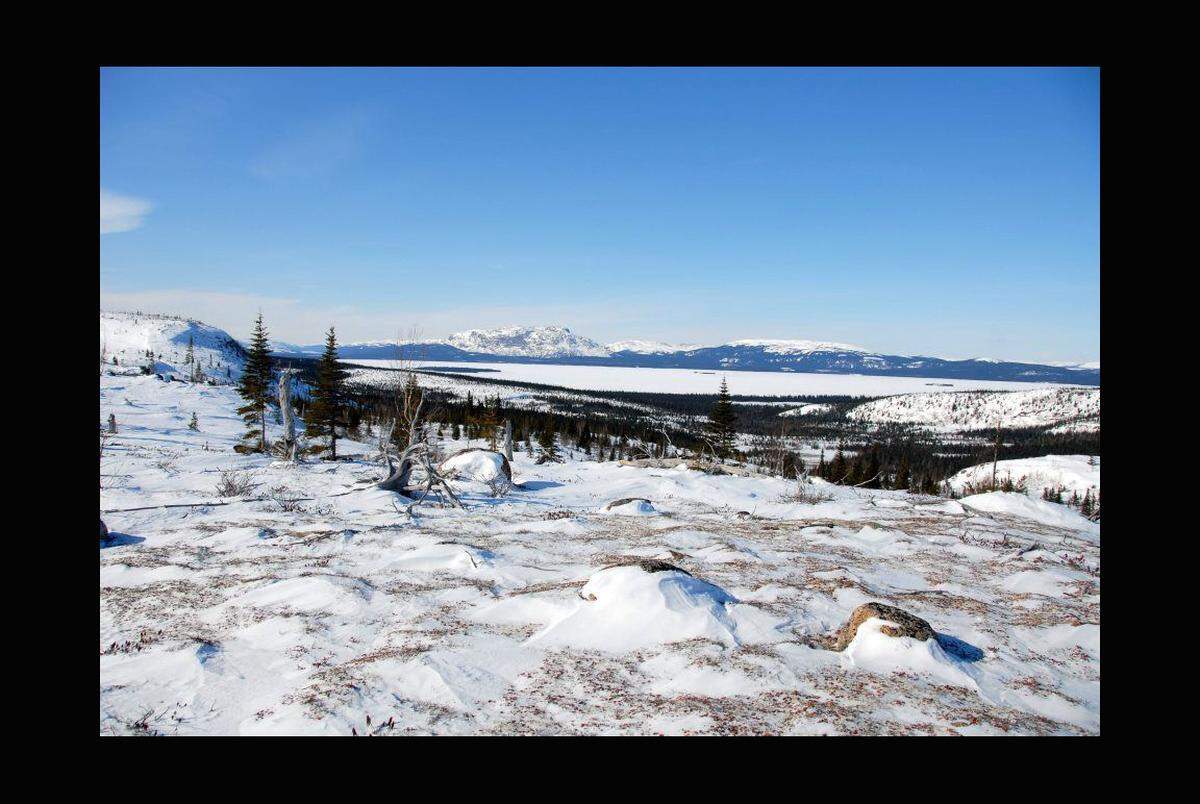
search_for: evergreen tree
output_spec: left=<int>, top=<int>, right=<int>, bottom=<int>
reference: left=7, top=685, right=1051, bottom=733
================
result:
left=306, top=327, right=348, bottom=459
left=828, top=445, right=848, bottom=484
left=537, top=423, right=561, bottom=463
left=236, top=313, right=273, bottom=453
left=184, top=335, right=195, bottom=369
left=894, top=453, right=911, bottom=491
left=188, top=411, right=199, bottom=431
left=705, top=378, right=738, bottom=460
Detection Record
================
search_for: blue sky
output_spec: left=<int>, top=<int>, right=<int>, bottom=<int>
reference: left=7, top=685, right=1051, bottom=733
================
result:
left=100, top=67, right=1099, bottom=362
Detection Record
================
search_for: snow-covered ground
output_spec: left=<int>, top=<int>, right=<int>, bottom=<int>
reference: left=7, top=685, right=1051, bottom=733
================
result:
left=948, top=455, right=1100, bottom=501
left=100, top=374, right=1100, bottom=735
left=348, top=360, right=1082, bottom=397
left=847, top=388, right=1100, bottom=432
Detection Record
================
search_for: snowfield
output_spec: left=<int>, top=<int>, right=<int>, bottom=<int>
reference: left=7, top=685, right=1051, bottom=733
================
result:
left=847, top=387, right=1100, bottom=432
left=349, top=360, right=1081, bottom=397
left=100, top=374, right=1099, bottom=735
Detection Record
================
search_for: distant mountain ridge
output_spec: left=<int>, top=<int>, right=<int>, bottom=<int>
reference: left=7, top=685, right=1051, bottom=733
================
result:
left=272, top=324, right=1099, bottom=386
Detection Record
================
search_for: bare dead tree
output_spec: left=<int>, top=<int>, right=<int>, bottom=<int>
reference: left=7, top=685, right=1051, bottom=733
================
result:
left=277, top=367, right=301, bottom=462
left=503, top=419, right=513, bottom=461
left=374, top=335, right=462, bottom=511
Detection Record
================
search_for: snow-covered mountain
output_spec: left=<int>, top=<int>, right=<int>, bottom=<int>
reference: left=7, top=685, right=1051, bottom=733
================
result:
left=100, top=310, right=247, bottom=381
left=445, top=326, right=610, bottom=358
left=205, top=318, right=1100, bottom=386
left=607, top=339, right=707, bottom=355
left=724, top=338, right=870, bottom=355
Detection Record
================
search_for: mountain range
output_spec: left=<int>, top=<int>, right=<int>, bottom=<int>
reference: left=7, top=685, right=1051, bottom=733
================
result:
left=270, top=324, right=1100, bottom=385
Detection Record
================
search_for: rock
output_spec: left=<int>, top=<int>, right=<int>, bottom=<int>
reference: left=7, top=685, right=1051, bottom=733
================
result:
left=603, top=497, right=653, bottom=511
left=600, top=558, right=692, bottom=576
left=100, top=518, right=109, bottom=542
left=827, top=602, right=935, bottom=651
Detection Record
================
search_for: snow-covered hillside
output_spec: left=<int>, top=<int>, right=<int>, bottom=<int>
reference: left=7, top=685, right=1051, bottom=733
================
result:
left=446, top=326, right=610, bottom=358
left=847, top=388, right=1100, bottom=432
left=948, top=455, right=1100, bottom=500
left=100, top=311, right=247, bottom=382
left=100, top=373, right=1100, bottom=736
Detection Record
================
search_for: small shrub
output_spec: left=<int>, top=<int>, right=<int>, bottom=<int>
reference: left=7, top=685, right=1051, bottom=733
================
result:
left=214, top=469, right=258, bottom=498
left=266, top=484, right=306, bottom=513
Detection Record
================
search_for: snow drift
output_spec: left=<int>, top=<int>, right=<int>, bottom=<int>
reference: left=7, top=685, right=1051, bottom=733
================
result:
left=529, top=563, right=739, bottom=651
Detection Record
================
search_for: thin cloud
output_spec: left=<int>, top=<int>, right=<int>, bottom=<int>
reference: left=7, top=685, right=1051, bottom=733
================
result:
left=100, top=190, right=153, bottom=234
left=250, top=108, right=376, bottom=180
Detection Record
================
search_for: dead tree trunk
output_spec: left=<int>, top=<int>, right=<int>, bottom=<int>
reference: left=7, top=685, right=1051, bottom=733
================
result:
left=503, top=419, right=513, bottom=461
left=377, top=441, right=422, bottom=493
left=278, top=368, right=300, bottom=462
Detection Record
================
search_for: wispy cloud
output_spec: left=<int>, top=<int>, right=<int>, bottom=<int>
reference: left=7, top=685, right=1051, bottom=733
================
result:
left=100, top=189, right=153, bottom=234
left=250, top=108, right=376, bottom=180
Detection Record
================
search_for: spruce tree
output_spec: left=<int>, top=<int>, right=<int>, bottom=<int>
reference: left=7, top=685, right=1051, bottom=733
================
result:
left=537, top=423, right=561, bottom=463
left=705, top=378, right=738, bottom=460
left=894, top=454, right=911, bottom=491
left=188, top=411, right=199, bottom=431
left=236, top=313, right=273, bottom=453
left=306, top=327, right=348, bottom=459
left=828, top=445, right=848, bottom=484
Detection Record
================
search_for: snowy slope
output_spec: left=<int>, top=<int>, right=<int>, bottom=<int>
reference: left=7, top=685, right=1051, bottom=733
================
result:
left=847, top=388, right=1100, bottom=432
left=446, top=326, right=610, bottom=358
left=948, top=455, right=1100, bottom=500
left=100, top=310, right=247, bottom=382
left=100, top=373, right=1101, bottom=736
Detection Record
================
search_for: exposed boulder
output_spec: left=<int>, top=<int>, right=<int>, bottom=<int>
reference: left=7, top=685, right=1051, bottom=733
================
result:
left=100, top=518, right=109, bottom=542
left=603, top=497, right=653, bottom=512
left=827, top=602, right=935, bottom=651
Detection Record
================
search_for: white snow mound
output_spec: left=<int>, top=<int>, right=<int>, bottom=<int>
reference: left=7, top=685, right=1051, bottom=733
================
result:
left=842, top=617, right=976, bottom=688
left=440, top=450, right=510, bottom=486
left=529, top=565, right=739, bottom=651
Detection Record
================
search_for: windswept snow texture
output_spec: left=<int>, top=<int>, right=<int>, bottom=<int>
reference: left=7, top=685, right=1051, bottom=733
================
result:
left=100, top=311, right=247, bottom=381
left=447, top=326, right=610, bottom=358
left=948, top=455, right=1099, bottom=500
left=847, top=388, right=1100, bottom=432
left=101, top=374, right=1099, bottom=736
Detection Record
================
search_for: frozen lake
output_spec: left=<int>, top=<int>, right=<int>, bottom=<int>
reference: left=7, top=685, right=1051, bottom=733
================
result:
left=342, top=359, right=1080, bottom=397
